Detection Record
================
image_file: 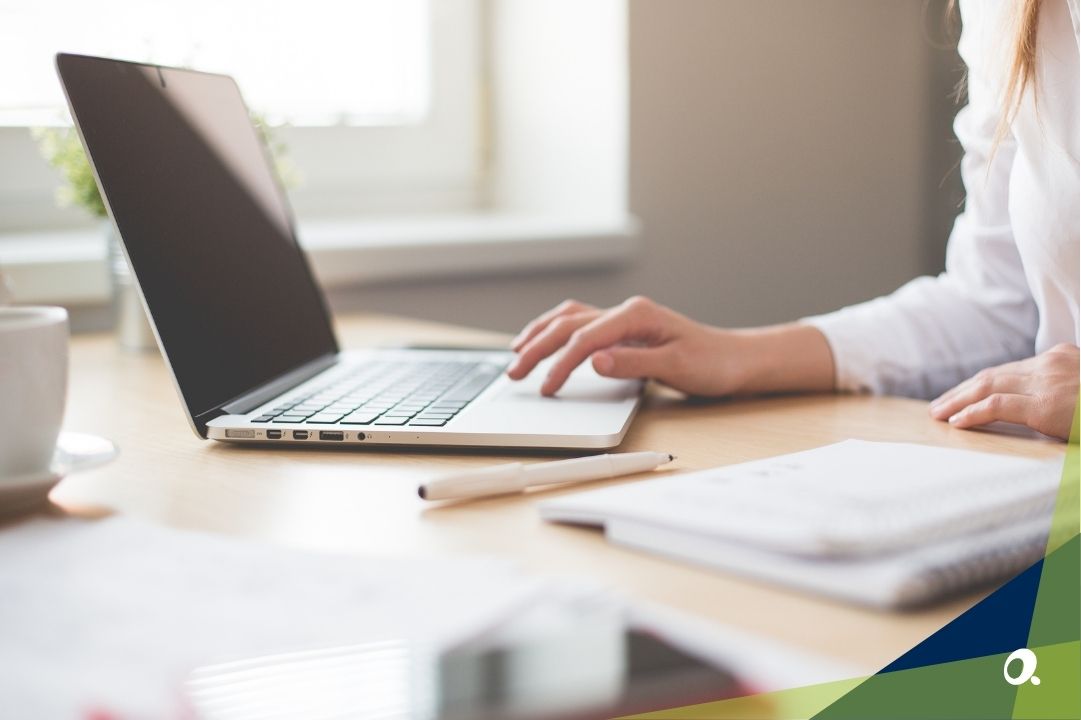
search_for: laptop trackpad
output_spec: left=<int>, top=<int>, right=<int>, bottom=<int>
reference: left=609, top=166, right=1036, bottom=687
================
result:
left=448, top=358, right=641, bottom=439
left=493, top=360, right=640, bottom=403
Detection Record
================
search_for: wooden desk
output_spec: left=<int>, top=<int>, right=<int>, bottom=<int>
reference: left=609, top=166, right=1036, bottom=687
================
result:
left=53, top=314, right=1066, bottom=675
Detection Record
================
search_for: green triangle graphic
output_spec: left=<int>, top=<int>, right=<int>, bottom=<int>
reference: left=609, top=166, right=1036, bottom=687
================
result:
left=620, top=675, right=866, bottom=719
left=1014, top=400, right=1080, bottom=720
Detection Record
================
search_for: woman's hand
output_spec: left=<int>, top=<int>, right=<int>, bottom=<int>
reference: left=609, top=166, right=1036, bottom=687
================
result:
left=506, top=297, right=740, bottom=396
left=929, top=344, right=1080, bottom=440
left=506, top=296, right=835, bottom=397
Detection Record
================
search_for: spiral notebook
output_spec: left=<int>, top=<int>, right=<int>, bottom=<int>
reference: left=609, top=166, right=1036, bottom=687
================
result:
left=540, top=440, right=1064, bottom=609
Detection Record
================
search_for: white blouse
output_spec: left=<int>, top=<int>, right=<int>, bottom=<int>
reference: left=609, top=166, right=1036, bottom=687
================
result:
left=806, top=0, right=1080, bottom=399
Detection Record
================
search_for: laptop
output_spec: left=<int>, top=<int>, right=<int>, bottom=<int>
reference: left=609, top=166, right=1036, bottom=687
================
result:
left=56, top=53, right=642, bottom=450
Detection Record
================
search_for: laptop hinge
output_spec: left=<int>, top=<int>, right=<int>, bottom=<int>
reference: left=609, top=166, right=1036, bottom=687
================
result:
left=220, top=353, right=339, bottom=416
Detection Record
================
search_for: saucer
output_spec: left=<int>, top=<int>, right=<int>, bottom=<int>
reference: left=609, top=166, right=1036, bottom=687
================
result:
left=0, top=432, right=118, bottom=515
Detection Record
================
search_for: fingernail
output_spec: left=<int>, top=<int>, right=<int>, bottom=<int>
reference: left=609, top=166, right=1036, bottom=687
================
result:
left=593, top=351, right=613, bottom=374
left=948, top=412, right=962, bottom=424
left=541, top=374, right=556, bottom=395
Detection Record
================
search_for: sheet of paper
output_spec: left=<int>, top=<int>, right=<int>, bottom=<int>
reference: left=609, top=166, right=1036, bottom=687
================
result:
left=0, top=515, right=549, bottom=718
left=540, top=440, right=1062, bottom=557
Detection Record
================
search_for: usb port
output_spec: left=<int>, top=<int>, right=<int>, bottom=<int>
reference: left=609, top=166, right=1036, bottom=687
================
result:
left=319, top=431, right=344, bottom=441
left=292, top=430, right=310, bottom=440
left=266, top=429, right=283, bottom=440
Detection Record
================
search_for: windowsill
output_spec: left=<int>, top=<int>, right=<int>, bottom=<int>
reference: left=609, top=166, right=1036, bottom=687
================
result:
left=0, top=213, right=640, bottom=305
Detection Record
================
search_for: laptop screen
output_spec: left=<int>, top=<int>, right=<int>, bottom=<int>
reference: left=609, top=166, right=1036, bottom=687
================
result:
left=57, top=54, right=338, bottom=429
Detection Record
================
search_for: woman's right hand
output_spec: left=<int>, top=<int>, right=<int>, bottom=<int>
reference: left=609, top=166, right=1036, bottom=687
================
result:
left=506, top=296, right=837, bottom=397
left=505, top=296, right=746, bottom=397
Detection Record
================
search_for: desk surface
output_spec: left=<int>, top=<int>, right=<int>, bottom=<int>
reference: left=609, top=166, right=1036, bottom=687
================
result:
left=54, top=314, right=1066, bottom=675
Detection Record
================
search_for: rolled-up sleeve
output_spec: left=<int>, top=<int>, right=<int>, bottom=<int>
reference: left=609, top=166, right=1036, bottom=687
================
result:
left=802, top=0, right=1038, bottom=399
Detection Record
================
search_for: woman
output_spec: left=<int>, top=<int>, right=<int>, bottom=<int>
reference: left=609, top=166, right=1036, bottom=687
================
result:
left=506, top=0, right=1080, bottom=441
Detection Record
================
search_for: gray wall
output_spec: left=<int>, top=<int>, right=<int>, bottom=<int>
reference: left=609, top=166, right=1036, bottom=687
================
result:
left=330, top=0, right=965, bottom=333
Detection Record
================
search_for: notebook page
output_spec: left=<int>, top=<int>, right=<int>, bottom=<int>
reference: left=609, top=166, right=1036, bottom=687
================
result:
left=540, top=440, right=1063, bottom=557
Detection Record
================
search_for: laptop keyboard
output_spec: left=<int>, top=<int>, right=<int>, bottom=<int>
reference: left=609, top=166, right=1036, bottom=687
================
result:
left=250, top=359, right=507, bottom=428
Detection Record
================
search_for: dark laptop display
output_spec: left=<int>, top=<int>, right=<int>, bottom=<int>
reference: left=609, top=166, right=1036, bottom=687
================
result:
left=56, top=54, right=338, bottom=433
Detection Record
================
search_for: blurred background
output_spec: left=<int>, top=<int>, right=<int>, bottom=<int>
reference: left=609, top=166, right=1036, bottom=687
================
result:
left=0, top=0, right=964, bottom=335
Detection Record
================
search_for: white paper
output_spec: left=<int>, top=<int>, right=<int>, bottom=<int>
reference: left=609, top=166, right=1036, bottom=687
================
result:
left=0, top=515, right=548, bottom=718
left=541, top=440, right=1063, bottom=557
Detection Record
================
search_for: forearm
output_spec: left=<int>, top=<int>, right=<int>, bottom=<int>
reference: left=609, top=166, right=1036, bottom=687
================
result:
left=727, top=323, right=836, bottom=395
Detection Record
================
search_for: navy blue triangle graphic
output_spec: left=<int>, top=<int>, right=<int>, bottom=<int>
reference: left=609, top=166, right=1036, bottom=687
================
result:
left=879, top=556, right=1044, bottom=673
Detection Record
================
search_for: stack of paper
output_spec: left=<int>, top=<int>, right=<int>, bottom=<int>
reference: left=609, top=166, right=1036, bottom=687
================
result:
left=540, top=440, right=1063, bottom=608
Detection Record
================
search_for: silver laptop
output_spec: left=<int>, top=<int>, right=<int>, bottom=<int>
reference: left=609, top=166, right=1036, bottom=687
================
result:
left=57, top=53, right=641, bottom=450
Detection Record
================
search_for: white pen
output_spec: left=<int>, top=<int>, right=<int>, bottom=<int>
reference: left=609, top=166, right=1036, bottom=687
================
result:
left=418, top=451, right=676, bottom=501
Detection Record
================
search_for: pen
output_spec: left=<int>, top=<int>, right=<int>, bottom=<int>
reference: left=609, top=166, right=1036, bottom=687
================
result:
left=418, top=451, right=676, bottom=501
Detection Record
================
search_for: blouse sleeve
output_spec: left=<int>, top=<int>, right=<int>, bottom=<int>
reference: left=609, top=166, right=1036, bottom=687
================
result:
left=801, top=0, right=1038, bottom=399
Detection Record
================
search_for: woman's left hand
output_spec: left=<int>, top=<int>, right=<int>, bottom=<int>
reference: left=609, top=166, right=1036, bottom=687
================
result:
left=929, top=344, right=1079, bottom=440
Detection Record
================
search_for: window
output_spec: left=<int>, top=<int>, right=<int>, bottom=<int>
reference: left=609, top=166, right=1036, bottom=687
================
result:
left=0, top=0, right=481, bottom=231
left=0, top=0, right=635, bottom=306
left=0, top=0, right=430, bottom=127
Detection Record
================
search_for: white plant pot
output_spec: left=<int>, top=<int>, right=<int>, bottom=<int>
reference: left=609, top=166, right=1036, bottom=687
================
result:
left=105, top=221, right=157, bottom=352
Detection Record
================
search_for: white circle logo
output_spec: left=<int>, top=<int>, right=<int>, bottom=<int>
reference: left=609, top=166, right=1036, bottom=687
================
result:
left=1003, top=648, right=1040, bottom=686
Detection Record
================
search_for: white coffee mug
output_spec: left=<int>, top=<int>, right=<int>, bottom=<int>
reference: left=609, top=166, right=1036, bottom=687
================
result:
left=0, top=306, right=69, bottom=479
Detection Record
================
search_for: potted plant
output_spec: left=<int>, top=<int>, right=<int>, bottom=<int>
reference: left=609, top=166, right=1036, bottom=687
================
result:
left=33, top=116, right=296, bottom=351
left=34, top=124, right=156, bottom=350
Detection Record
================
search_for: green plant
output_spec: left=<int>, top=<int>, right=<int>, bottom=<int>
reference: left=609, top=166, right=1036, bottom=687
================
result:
left=32, top=126, right=107, bottom=218
left=32, top=113, right=299, bottom=219
left=252, top=113, right=302, bottom=190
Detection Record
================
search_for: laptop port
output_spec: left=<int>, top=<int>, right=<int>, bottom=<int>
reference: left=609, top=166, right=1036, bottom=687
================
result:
left=266, top=429, right=283, bottom=440
left=292, top=430, right=309, bottom=440
left=319, top=431, right=344, bottom=441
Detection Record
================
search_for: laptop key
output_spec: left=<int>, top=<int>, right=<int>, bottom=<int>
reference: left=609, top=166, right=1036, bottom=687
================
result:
left=272, top=415, right=308, bottom=423
left=441, top=372, right=500, bottom=402
left=341, top=412, right=380, bottom=425
left=410, top=418, right=449, bottom=426
left=306, top=412, right=347, bottom=424
left=374, top=416, right=410, bottom=425
left=389, top=403, right=420, bottom=411
left=251, top=416, right=275, bottom=423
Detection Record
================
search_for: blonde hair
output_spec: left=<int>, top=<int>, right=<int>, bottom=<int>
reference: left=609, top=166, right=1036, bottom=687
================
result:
left=947, top=0, right=1042, bottom=142
left=1002, top=0, right=1042, bottom=126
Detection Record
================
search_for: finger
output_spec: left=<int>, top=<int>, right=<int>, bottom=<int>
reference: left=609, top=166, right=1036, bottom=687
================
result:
left=510, top=300, right=595, bottom=351
left=929, top=372, right=1029, bottom=421
left=592, top=346, right=670, bottom=380
left=930, top=359, right=1029, bottom=408
left=506, top=312, right=597, bottom=380
left=541, top=300, right=660, bottom=395
left=948, top=393, right=1032, bottom=429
